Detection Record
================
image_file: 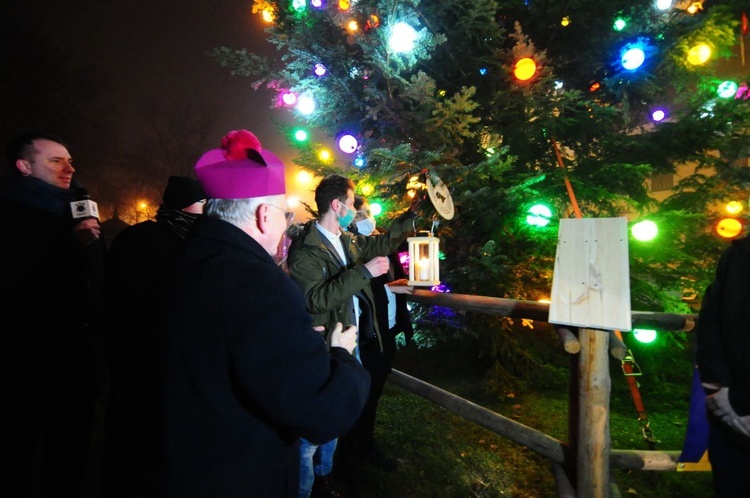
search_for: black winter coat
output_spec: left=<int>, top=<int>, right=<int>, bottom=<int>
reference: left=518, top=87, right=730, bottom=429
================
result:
left=696, top=235, right=750, bottom=417
left=153, top=217, right=370, bottom=498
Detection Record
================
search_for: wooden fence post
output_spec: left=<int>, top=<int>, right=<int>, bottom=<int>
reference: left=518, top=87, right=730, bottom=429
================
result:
left=549, top=217, right=631, bottom=498
left=577, top=328, right=611, bottom=497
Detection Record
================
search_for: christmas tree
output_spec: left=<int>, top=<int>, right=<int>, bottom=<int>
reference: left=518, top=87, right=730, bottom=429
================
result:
left=211, top=0, right=749, bottom=364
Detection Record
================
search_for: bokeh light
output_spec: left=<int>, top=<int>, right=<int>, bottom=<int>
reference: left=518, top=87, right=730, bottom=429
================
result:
left=686, top=43, right=711, bottom=65
left=633, top=328, right=657, bottom=343
left=389, top=22, right=417, bottom=53
left=632, top=220, right=658, bottom=241
left=338, top=133, right=358, bottom=154
left=621, top=47, right=645, bottom=70
left=514, top=57, right=537, bottom=81
left=526, top=204, right=552, bottom=226
left=716, top=218, right=742, bottom=238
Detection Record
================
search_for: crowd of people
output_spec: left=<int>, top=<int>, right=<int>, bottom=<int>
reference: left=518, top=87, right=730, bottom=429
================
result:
left=0, top=130, right=417, bottom=498
left=2, top=129, right=746, bottom=498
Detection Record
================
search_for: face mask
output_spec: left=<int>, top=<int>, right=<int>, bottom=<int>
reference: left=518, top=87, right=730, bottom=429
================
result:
left=355, top=216, right=376, bottom=236
left=337, top=205, right=355, bottom=229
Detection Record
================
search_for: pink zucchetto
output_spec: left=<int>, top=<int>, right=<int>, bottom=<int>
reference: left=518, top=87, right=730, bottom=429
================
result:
left=194, top=129, right=286, bottom=199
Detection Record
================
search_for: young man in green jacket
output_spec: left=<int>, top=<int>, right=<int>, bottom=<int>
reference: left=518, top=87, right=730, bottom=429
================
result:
left=287, top=174, right=419, bottom=497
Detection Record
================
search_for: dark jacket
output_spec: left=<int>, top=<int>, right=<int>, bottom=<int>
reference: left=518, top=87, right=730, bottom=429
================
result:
left=695, top=235, right=750, bottom=417
left=153, top=217, right=370, bottom=498
left=0, top=174, right=106, bottom=495
left=104, top=216, right=197, bottom=378
left=101, top=213, right=202, bottom=497
left=0, top=175, right=105, bottom=394
left=286, top=211, right=415, bottom=351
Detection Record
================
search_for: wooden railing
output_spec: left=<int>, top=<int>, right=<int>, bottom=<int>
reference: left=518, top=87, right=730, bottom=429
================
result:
left=390, top=289, right=697, bottom=498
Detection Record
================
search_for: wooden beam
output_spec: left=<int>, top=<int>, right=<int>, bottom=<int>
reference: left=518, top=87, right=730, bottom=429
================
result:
left=406, top=290, right=696, bottom=332
left=609, top=449, right=680, bottom=471
left=557, top=327, right=581, bottom=354
left=388, top=369, right=567, bottom=464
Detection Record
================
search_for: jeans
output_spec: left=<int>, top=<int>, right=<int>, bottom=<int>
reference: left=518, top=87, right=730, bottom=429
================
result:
left=298, top=438, right=337, bottom=498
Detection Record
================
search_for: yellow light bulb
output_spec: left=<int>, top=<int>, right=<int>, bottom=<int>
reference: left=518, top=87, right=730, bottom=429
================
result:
left=725, top=201, right=743, bottom=215
left=687, top=43, right=711, bottom=65
left=716, top=218, right=743, bottom=238
left=514, top=57, right=537, bottom=81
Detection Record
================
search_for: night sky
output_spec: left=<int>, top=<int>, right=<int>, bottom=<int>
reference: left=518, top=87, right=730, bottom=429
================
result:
left=2, top=0, right=306, bottom=212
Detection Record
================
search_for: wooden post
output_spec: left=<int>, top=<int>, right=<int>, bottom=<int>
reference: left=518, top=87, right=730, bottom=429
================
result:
left=577, top=328, right=611, bottom=498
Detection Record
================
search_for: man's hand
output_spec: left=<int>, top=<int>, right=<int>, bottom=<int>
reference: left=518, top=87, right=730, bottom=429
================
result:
left=73, top=218, right=101, bottom=246
left=364, top=256, right=390, bottom=278
left=328, top=322, right=358, bottom=355
left=706, top=387, right=750, bottom=437
left=387, top=279, right=414, bottom=294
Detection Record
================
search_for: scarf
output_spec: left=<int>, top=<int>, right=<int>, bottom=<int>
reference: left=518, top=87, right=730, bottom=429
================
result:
left=155, top=204, right=201, bottom=239
left=0, top=174, right=79, bottom=218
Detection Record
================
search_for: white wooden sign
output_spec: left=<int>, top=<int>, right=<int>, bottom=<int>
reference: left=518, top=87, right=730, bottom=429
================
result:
left=549, top=217, right=631, bottom=331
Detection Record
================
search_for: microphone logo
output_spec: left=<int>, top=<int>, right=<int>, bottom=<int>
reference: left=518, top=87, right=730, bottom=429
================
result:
left=70, top=188, right=99, bottom=220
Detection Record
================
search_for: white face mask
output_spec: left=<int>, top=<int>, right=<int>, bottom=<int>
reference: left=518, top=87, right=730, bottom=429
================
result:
left=355, top=216, right=376, bottom=236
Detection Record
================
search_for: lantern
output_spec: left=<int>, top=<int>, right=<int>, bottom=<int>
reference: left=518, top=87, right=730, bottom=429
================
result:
left=407, top=233, right=440, bottom=286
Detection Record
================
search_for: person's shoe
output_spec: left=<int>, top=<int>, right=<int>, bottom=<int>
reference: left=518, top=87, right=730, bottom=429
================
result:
left=311, top=474, right=343, bottom=498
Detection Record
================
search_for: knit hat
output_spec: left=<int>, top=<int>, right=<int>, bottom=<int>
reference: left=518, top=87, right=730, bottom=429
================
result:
left=162, top=176, right=206, bottom=210
left=194, top=129, right=286, bottom=199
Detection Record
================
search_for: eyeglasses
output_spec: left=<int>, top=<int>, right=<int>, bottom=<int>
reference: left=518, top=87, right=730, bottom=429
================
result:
left=267, top=203, right=295, bottom=225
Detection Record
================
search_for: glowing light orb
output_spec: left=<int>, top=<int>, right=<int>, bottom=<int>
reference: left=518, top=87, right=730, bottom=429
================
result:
left=621, top=47, right=645, bottom=70
left=261, top=9, right=274, bottom=23
left=338, top=0, right=350, bottom=10
left=360, top=184, right=374, bottom=196
left=633, top=329, right=657, bottom=344
left=318, top=149, right=332, bottom=162
left=613, top=18, right=627, bottom=31
left=292, top=0, right=306, bottom=11
left=311, top=0, right=323, bottom=7
left=561, top=17, right=571, bottom=27
left=725, top=201, right=743, bottom=215
left=338, top=134, right=358, bottom=154
left=370, top=202, right=383, bottom=216
left=296, top=95, right=316, bottom=115
left=687, top=43, right=711, bottom=65
left=632, top=220, right=658, bottom=241
left=388, top=22, right=417, bottom=53
left=281, top=91, right=297, bottom=106
left=514, top=57, right=537, bottom=81
left=651, top=109, right=666, bottom=122
left=347, top=20, right=359, bottom=32
left=656, top=0, right=672, bottom=11
left=716, top=218, right=742, bottom=238
left=526, top=204, right=552, bottom=227
left=314, top=63, right=327, bottom=77
left=353, top=156, right=365, bottom=168
left=717, top=81, right=738, bottom=99
left=296, top=170, right=313, bottom=185
left=293, top=129, right=308, bottom=142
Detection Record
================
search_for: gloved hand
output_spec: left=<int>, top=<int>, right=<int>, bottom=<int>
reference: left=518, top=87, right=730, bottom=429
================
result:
left=737, top=415, right=750, bottom=438
left=706, top=387, right=750, bottom=437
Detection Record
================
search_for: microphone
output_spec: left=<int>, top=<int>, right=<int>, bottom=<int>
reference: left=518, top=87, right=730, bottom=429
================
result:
left=70, top=188, right=100, bottom=220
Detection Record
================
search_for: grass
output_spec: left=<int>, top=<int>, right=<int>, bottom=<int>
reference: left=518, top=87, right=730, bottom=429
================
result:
left=348, top=343, right=716, bottom=498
